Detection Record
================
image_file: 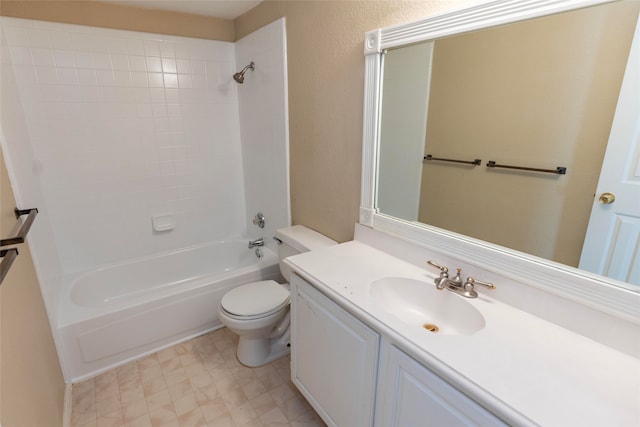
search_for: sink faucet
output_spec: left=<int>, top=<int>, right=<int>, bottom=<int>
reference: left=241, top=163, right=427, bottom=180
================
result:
left=427, top=260, right=496, bottom=298
left=248, top=237, right=264, bottom=249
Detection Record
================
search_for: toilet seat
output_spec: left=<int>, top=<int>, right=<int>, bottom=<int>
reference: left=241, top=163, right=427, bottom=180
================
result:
left=221, top=280, right=290, bottom=320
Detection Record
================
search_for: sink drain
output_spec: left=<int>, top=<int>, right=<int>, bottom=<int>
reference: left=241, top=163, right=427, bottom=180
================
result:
left=422, top=323, right=439, bottom=333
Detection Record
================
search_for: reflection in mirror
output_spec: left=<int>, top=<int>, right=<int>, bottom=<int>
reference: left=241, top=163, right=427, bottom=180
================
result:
left=377, top=1, right=640, bottom=285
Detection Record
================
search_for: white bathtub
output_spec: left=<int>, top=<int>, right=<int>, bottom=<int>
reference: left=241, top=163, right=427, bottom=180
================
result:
left=57, top=240, right=280, bottom=382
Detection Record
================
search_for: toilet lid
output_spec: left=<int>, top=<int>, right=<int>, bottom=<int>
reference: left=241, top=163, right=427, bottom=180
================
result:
left=221, top=280, right=290, bottom=317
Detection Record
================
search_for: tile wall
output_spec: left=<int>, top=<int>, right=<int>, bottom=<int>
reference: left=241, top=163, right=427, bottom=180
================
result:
left=1, top=17, right=247, bottom=274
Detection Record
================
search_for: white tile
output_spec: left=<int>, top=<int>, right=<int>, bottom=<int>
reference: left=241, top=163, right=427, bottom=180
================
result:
left=163, top=73, right=178, bottom=88
left=111, top=54, right=129, bottom=70
left=35, top=66, right=58, bottom=84
left=57, top=68, right=79, bottom=85
left=114, top=70, right=132, bottom=86
left=49, top=30, right=73, bottom=49
left=178, top=74, right=192, bottom=89
left=129, top=55, right=147, bottom=71
left=165, top=89, right=180, bottom=103
left=109, top=38, right=130, bottom=55
left=191, top=60, right=206, bottom=74
left=131, top=72, right=148, bottom=87
left=27, top=28, right=52, bottom=48
left=146, top=57, right=162, bottom=73
left=167, top=104, right=182, bottom=118
left=161, top=58, right=176, bottom=73
left=54, top=49, right=75, bottom=67
left=31, top=48, right=55, bottom=66
left=152, top=104, right=168, bottom=118
left=160, top=43, right=175, bottom=58
left=148, top=72, right=164, bottom=88
left=149, top=88, right=165, bottom=103
left=93, top=53, right=112, bottom=69
left=96, top=70, right=115, bottom=86
left=127, top=38, right=145, bottom=56
left=9, top=46, right=33, bottom=65
left=71, top=32, right=94, bottom=51
left=176, top=59, right=191, bottom=74
left=144, top=40, right=161, bottom=57
left=75, top=52, right=94, bottom=68
left=2, top=25, right=31, bottom=47
left=135, top=88, right=151, bottom=103
left=77, top=69, right=97, bottom=86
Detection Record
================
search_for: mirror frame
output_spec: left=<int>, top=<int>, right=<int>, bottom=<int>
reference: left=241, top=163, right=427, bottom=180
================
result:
left=360, top=0, right=640, bottom=323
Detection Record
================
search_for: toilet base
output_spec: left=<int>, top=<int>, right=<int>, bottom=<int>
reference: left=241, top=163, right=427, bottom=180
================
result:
left=236, top=332, right=290, bottom=367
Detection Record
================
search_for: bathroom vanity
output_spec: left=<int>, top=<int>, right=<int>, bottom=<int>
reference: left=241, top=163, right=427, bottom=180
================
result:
left=285, top=233, right=640, bottom=427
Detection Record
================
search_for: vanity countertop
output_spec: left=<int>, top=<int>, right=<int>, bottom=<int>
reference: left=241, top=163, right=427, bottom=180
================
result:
left=285, top=241, right=640, bottom=427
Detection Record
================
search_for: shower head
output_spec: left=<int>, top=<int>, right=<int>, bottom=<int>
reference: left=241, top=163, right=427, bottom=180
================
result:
left=233, top=61, right=255, bottom=84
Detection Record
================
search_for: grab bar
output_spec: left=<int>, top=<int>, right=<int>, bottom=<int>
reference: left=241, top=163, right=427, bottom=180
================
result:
left=0, top=208, right=38, bottom=247
left=0, top=248, right=19, bottom=284
left=424, top=154, right=481, bottom=166
left=0, top=208, right=38, bottom=286
left=486, top=161, right=566, bottom=175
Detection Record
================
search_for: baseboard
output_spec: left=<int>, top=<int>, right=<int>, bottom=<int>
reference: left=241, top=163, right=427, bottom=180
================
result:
left=63, top=382, right=72, bottom=427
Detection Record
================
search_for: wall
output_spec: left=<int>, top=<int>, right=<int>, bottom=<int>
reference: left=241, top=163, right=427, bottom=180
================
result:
left=418, top=1, right=639, bottom=266
left=0, top=150, right=66, bottom=427
left=1, top=17, right=247, bottom=276
left=0, top=0, right=234, bottom=41
left=234, top=0, right=488, bottom=242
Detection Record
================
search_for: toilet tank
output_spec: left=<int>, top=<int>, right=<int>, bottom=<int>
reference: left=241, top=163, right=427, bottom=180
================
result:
left=275, top=225, right=337, bottom=281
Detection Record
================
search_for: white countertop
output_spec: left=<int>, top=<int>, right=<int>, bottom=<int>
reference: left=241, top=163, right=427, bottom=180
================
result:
left=285, top=241, right=640, bottom=427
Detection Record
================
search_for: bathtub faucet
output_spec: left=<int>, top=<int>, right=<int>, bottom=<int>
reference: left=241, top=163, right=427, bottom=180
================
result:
left=248, top=238, right=264, bottom=249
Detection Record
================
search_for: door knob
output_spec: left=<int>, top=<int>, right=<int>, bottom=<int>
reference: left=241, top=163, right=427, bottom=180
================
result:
left=598, top=192, right=615, bottom=204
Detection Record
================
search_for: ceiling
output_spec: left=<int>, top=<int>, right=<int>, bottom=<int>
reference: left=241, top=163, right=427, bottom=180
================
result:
left=105, top=0, right=263, bottom=20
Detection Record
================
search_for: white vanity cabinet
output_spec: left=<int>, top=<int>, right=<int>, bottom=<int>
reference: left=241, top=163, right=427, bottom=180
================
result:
left=291, top=273, right=506, bottom=427
left=376, top=343, right=507, bottom=427
left=290, top=274, right=379, bottom=427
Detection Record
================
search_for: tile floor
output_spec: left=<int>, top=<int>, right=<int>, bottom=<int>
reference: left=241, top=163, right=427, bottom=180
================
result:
left=71, top=328, right=326, bottom=427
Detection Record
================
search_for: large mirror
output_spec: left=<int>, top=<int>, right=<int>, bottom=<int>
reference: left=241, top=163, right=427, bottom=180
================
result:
left=361, top=0, right=640, bottom=321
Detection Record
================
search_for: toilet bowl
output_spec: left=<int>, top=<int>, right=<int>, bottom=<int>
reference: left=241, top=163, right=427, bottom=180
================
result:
left=218, top=225, right=337, bottom=367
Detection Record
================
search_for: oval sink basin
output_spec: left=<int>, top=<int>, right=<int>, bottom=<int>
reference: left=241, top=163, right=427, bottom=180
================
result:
left=370, top=277, right=486, bottom=335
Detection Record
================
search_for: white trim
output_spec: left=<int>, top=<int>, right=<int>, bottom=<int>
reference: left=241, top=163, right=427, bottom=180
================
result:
left=360, top=0, right=640, bottom=324
left=63, top=382, right=72, bottom=427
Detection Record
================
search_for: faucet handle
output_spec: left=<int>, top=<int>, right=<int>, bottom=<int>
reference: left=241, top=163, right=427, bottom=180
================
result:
left=464, top=277, right=496, bottom=291
left=426, top=260, right=448, bottom=274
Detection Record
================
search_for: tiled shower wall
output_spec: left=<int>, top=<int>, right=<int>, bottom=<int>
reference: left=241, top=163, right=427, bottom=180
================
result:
left=1, top=17, right=247, bottom=274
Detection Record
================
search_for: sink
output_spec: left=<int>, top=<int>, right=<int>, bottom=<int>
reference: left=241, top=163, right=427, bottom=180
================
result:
left=370, top=277, right=486, bottom=335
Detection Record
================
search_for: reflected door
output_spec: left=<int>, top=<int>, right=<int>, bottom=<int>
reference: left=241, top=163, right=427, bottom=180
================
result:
left=579, top=12, right=640, bottom=286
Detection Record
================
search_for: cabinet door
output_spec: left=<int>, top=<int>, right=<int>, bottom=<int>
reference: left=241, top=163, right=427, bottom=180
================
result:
left=377, top=344, right=506, bottom=427
left=291, top=274, right=379, bottom=427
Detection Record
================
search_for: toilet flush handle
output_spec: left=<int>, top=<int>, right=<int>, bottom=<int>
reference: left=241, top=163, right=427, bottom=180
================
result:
left=273, top=237, right=283, bottom=244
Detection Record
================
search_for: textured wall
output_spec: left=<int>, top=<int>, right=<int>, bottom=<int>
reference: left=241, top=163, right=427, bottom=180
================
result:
left=0, top=0, right=234, bottom=41
left=234, top=1, right=486, bottom=242
left=0, top=150, right=66, bottom=427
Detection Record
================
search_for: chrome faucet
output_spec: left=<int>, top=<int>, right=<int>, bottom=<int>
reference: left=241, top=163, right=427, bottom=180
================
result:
left=248, top=238, right=264, bottom=249
left=427, top=260, right=495, bottom=298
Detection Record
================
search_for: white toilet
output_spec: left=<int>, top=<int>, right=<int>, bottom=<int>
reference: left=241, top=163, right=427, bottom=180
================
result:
left=218, top=225, right=337, bottom=367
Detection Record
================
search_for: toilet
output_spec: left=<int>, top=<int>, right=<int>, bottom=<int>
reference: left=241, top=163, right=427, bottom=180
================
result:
left=218, top=225, right=337, bottom=367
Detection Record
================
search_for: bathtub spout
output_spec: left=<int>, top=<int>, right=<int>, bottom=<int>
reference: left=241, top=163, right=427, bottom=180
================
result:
left=248, top=238, right=264, bottom=249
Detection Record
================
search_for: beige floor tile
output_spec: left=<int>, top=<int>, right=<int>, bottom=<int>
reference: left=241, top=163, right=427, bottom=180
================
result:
left=97, top=393, right=122, bottom=417
left=177, top=407, right=207, bottom=427
left=149, top=402, right=179, bottom=427
left=124, top=414, right=152, bottom=427
left=122, top=398, right=149, bottom=423
left=97, top=409, right=125, bottom=427
left=173, top=393, right=199, bottom=416
left=147, top=389, right=172, bottom=410
left=73, top=329, right=327, bottom=427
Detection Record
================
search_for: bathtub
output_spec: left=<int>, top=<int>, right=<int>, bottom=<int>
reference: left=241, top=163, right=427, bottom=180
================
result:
left=57, top=240, right=280, bottom=382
